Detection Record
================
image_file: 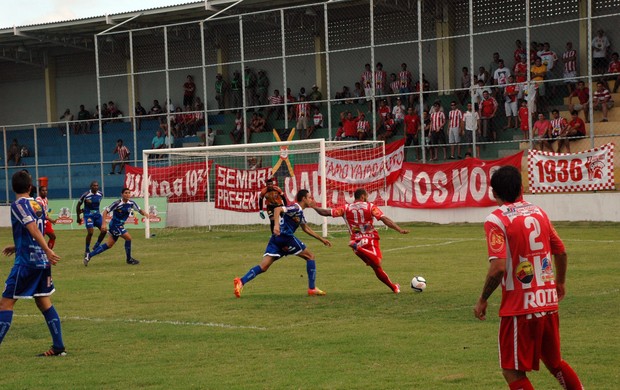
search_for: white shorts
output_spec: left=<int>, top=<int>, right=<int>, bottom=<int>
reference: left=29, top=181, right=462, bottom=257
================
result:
left=364, top=87, right=373, bottom=101
left=564, top=71, right=577, bottom=83
left=594, top=101, right=614, bottom=110
left=505, top=100, right=518, bottom=116
left=449, top=127, right=460, bottom=144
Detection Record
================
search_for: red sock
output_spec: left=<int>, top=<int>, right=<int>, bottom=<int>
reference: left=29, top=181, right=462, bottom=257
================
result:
left=549, top=360, right=583, bottom=390
left=356, top=246, right=380, bottom=266
left=48, top=239, right=55, bottom=250
left=508, top=377, right=534, bottom=390
left=371, top=265, right=396, bottom=291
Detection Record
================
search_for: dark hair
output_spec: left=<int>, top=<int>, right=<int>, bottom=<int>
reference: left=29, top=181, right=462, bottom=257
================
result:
left=266, top=177, right=274, bottom=183
left=354, top=188, right=367, bottom=200
left=121, top=187, right=130, bottom=193
left=117, top=139, right=123, bottom=144
left=12, top=170, right=32, bottom=194
left=296, top=189, right=310, bottom=202
left=490, top=166, right=522, bottom=203
left=552, top=109, right=559, bottom=114
left=570, top=110, right=578, bottom=116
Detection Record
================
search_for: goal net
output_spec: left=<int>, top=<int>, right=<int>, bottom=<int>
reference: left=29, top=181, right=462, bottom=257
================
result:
left=141, top=136, right=386, bottom=237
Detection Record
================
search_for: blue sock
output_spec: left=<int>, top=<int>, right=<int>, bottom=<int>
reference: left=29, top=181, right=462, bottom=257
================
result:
left=306, top=260, right=317, bottom=289
left=90, top=243, right=108, bottom=257
left=43, top=306, right=64, bottom=349
left=124, top=240, right=132, bottom=261
left=241, top=265, right=263, bottom=285
left=0, top=310, right=14, bottom=345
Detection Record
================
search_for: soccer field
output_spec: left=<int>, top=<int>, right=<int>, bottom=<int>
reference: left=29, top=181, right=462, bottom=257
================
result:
left=0, top=223, right=618, bottom=389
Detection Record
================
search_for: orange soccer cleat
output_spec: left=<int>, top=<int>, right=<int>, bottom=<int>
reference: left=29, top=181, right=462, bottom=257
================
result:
left=308, top=287, right=326, bottom=296
left=233, top=278, right=244, bottom=298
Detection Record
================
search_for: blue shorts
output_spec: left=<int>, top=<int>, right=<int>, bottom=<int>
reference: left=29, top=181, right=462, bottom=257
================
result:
left=108, top=223, right=127, bottom=239
left=2, top=265, right=55, bottom=299
left=84, top=214, right=103, bottom=229
left=264, top=234, right=306, bottom=259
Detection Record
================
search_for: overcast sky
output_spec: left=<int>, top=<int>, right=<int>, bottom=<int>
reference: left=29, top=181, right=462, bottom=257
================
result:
left=0, top=0, right=199, bottom=29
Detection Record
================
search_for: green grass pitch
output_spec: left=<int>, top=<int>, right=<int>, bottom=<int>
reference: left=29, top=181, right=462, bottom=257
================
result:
left=0, top=222, right=618, bottom=389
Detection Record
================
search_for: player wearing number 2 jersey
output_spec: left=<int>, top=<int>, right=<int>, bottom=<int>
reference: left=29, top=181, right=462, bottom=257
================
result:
left=474, top=166, right=583, bottom=390
left=313, top=188, right=409, bottom=294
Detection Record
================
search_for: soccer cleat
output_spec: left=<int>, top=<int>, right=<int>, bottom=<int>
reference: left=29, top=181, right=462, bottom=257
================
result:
left=38, top=346, right=67, bottom=357
left=393, top=284, right=401, bottom=294
left=83, top=252, right=90, bottom=267
left=126, top=258, right=140, bottom=265
left=308, top=287, right=326, bottom=296
left=233, top=278, right=243, bottom=298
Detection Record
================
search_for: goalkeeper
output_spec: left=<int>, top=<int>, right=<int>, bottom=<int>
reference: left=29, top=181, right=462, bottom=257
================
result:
left=258, top=177, right=287, bottom=233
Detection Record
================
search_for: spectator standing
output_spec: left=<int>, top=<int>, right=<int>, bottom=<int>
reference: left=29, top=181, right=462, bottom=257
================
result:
left=493, top=59, right=511, bottom=103
left=375, top=62, right=388, bottom=102
left=356, top=113, right=371, bottom=140
left=110, top=139, right=130, bottom=175
left=352, top=82, right=365, bottom=105
left=361, top=63, right=373, bottom=110
left=462, top=102, right=481, bottom=157
left=479, top=90, right=498, bottom=142
left=309, top=107, right=323, bottom=139
left=448, top=101, right=463, bottom=159
left=392, top=98, right=406, bottom=125
left=429, top=102, right=447, bottom=161
left=550, top=109, right=568, bottom=145
left=230, top=70, right=243, bottom=111
left=503, top=75, right=519, bottom=129
left=404, top=107, right=421, bottom=160
left=308, top=85, right=323, bottom=111
left=296, top=96, right=312, bottom=139
left=6, top=138, right=21, bottom=166
left=592, top=29, right=611, bottom=75
left=266, top=89, right=285, bottom=121
left=134, top=102, right=146, bottom=131
left=399, top=63, right=413, bottom=106
left=244, top=66, right=258, bottom=110
left=457, top=67, right=471, bottom=105
left=256, top=70, right=270, bottom=108
left=230, top=112, right=245, bottom=144
left=339, top=111, right=360, bottom=141
left=59, top=109, right=74, bottom=136
left=151, top=130, right=165, bottom=159
left=488, top=52, right=501, bottom=81
left=518, top=100, right=531, bottom=140
left=530, top=57, right=548, bottom=113
left=562, top=42, right=578, bottom=94
left=214, top=73, right=227, bottom=114
left=477, top=66, right=491, bottom=86
left=183, top=75, right=196, bottom=108
left=513, top=39, right=526, bottom=67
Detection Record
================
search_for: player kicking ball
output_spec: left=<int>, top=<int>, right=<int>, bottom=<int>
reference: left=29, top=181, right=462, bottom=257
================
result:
left=84, top=188, right=148, bottom=266
left=234, top=189, right=331, bottom=298
left=313, top=188, right=408, bottom=294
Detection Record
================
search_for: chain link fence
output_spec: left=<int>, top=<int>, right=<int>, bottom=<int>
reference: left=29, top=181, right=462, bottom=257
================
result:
left=2, top=0, right=619, bottom=202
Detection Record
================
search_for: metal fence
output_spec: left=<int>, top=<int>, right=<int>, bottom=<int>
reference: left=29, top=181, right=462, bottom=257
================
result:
left=2, top=0, right=619, bottom=202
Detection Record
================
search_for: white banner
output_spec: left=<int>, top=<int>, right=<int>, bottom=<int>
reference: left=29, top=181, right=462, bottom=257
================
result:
left=527, top=143, right=615, bottom=193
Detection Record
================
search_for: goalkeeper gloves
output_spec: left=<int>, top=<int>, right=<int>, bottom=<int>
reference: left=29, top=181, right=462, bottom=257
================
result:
left=259, top=211, right=266, bottom=219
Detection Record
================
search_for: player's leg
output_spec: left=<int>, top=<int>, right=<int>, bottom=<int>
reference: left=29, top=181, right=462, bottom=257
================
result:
left=84, top=226, right=94, bottom=253
left=0, top=297, right=17, bottom=346
left=234, top=255, right=276, bottom=298
left=121, top=232, right=140, bottom=265
left=541, top=313, right=583, bottom=390
left=298, top=248, right=326, bottom=296
left=499, top=315, right=539, bottom=389
left=84, top=231, right=117, bottom=266
left=353, top=239, right=398, bottom=292
left=45, top=221, right=56, bottom=249
left=93, top=216, right=105, bottom=249
left=502, top=370, right=533, bottom=390
left=35, top=296, right=65, bottom=355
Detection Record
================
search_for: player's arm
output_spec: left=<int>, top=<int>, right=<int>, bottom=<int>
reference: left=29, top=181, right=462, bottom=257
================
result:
left=300, top=223, right=331, bottom=247
left=312, top=206, right=332, bottom=217
left=272, top=206, right=283, bottom=235
left=258, top=189, right=266, bottom=219
left=25, top=221, right=60, bottom=265
left=379, top=215, right=409, bottom=234
left=76, top=200, right=84, bottom=224
left=474, top=257, right=505, bottom=321
left=2, top=245, right=16, bottom=256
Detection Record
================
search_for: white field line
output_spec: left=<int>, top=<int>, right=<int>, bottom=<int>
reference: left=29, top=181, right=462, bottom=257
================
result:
left=14, top=314, right=267, bottom=331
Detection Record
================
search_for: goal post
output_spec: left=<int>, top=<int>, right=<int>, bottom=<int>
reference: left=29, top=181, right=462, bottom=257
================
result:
left=141, top=138, right=386, bottom=238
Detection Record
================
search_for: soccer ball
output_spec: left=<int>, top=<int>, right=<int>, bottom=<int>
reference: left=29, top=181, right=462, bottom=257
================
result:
left=411, top=276, right=427, bottom=292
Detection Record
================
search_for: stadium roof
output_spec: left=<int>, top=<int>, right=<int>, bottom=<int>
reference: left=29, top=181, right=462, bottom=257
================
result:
left=0, top=0, right=325, bottom=68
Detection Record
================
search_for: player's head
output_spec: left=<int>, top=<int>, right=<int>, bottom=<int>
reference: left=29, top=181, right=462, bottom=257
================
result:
left=490, top=166, right=522, bottom=204
left=266, top=177, right=275, bottom=186
left=90, top=180, right=99, bottom=192
left=12, top=170, right=32, bottom=195
left=296, top=189, right=310, bottom=203
left=121, top=187, right=131, bottom=200
left=39, top=186, right=48, bottom=198
left=354, top=188, right=367, bottom=201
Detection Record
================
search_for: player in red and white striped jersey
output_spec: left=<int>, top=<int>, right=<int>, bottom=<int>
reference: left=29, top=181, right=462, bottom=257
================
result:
left=111, top=139, right=130, bottom=175
left=399, top=63, right=413, bottom=105
left=474, top=166, right=583, bottom=390
left=266, top=89, right=285, bottom=120
left=312, top=188, right=408, bottom=294
left=296, top=96, right=312, bottom=138
left=374, top=62, right=388, bottom=99
left=429, top=102, right=447, bottom=161
left=36, top=185, right=57, bottom=249
left=550, top=109, right=568, bottom=145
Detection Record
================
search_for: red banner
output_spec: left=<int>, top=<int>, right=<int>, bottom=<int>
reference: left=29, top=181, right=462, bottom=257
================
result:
left=387, top=151, right=524, bottom=208
left=214, top=165, right=272, bottom=212
left=325, top=138, right=405, bottom=193
left=124, top=163, right=210, bottom=203
left=527, top=143, right=615, bottom=193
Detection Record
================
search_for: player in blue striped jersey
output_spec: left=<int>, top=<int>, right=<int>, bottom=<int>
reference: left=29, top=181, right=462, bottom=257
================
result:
left=76, top=181, right=106, bottom=255
left=0, top=170, right=66, bottom=356
left=234, top=189, right=332, bottom=297
left=83, top=188, right=147, bottom=266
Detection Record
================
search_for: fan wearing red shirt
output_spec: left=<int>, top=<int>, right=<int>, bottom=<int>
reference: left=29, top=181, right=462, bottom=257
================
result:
left=607, top=52, right=620, bottom=93
left=517, top=101, right=530, bottom=140
left=339, top=110, right=360, bottom=140
left=474, top=166, right=583, bottom=390
left=313, top=188, right=409, bottom=294
left=404, top=107, right=421, bottom=160
left=532, top=113, right=554, bottom=152
left=567, top=81, right=589, bottom=122
left=557, top=110, right=586, bottom=153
